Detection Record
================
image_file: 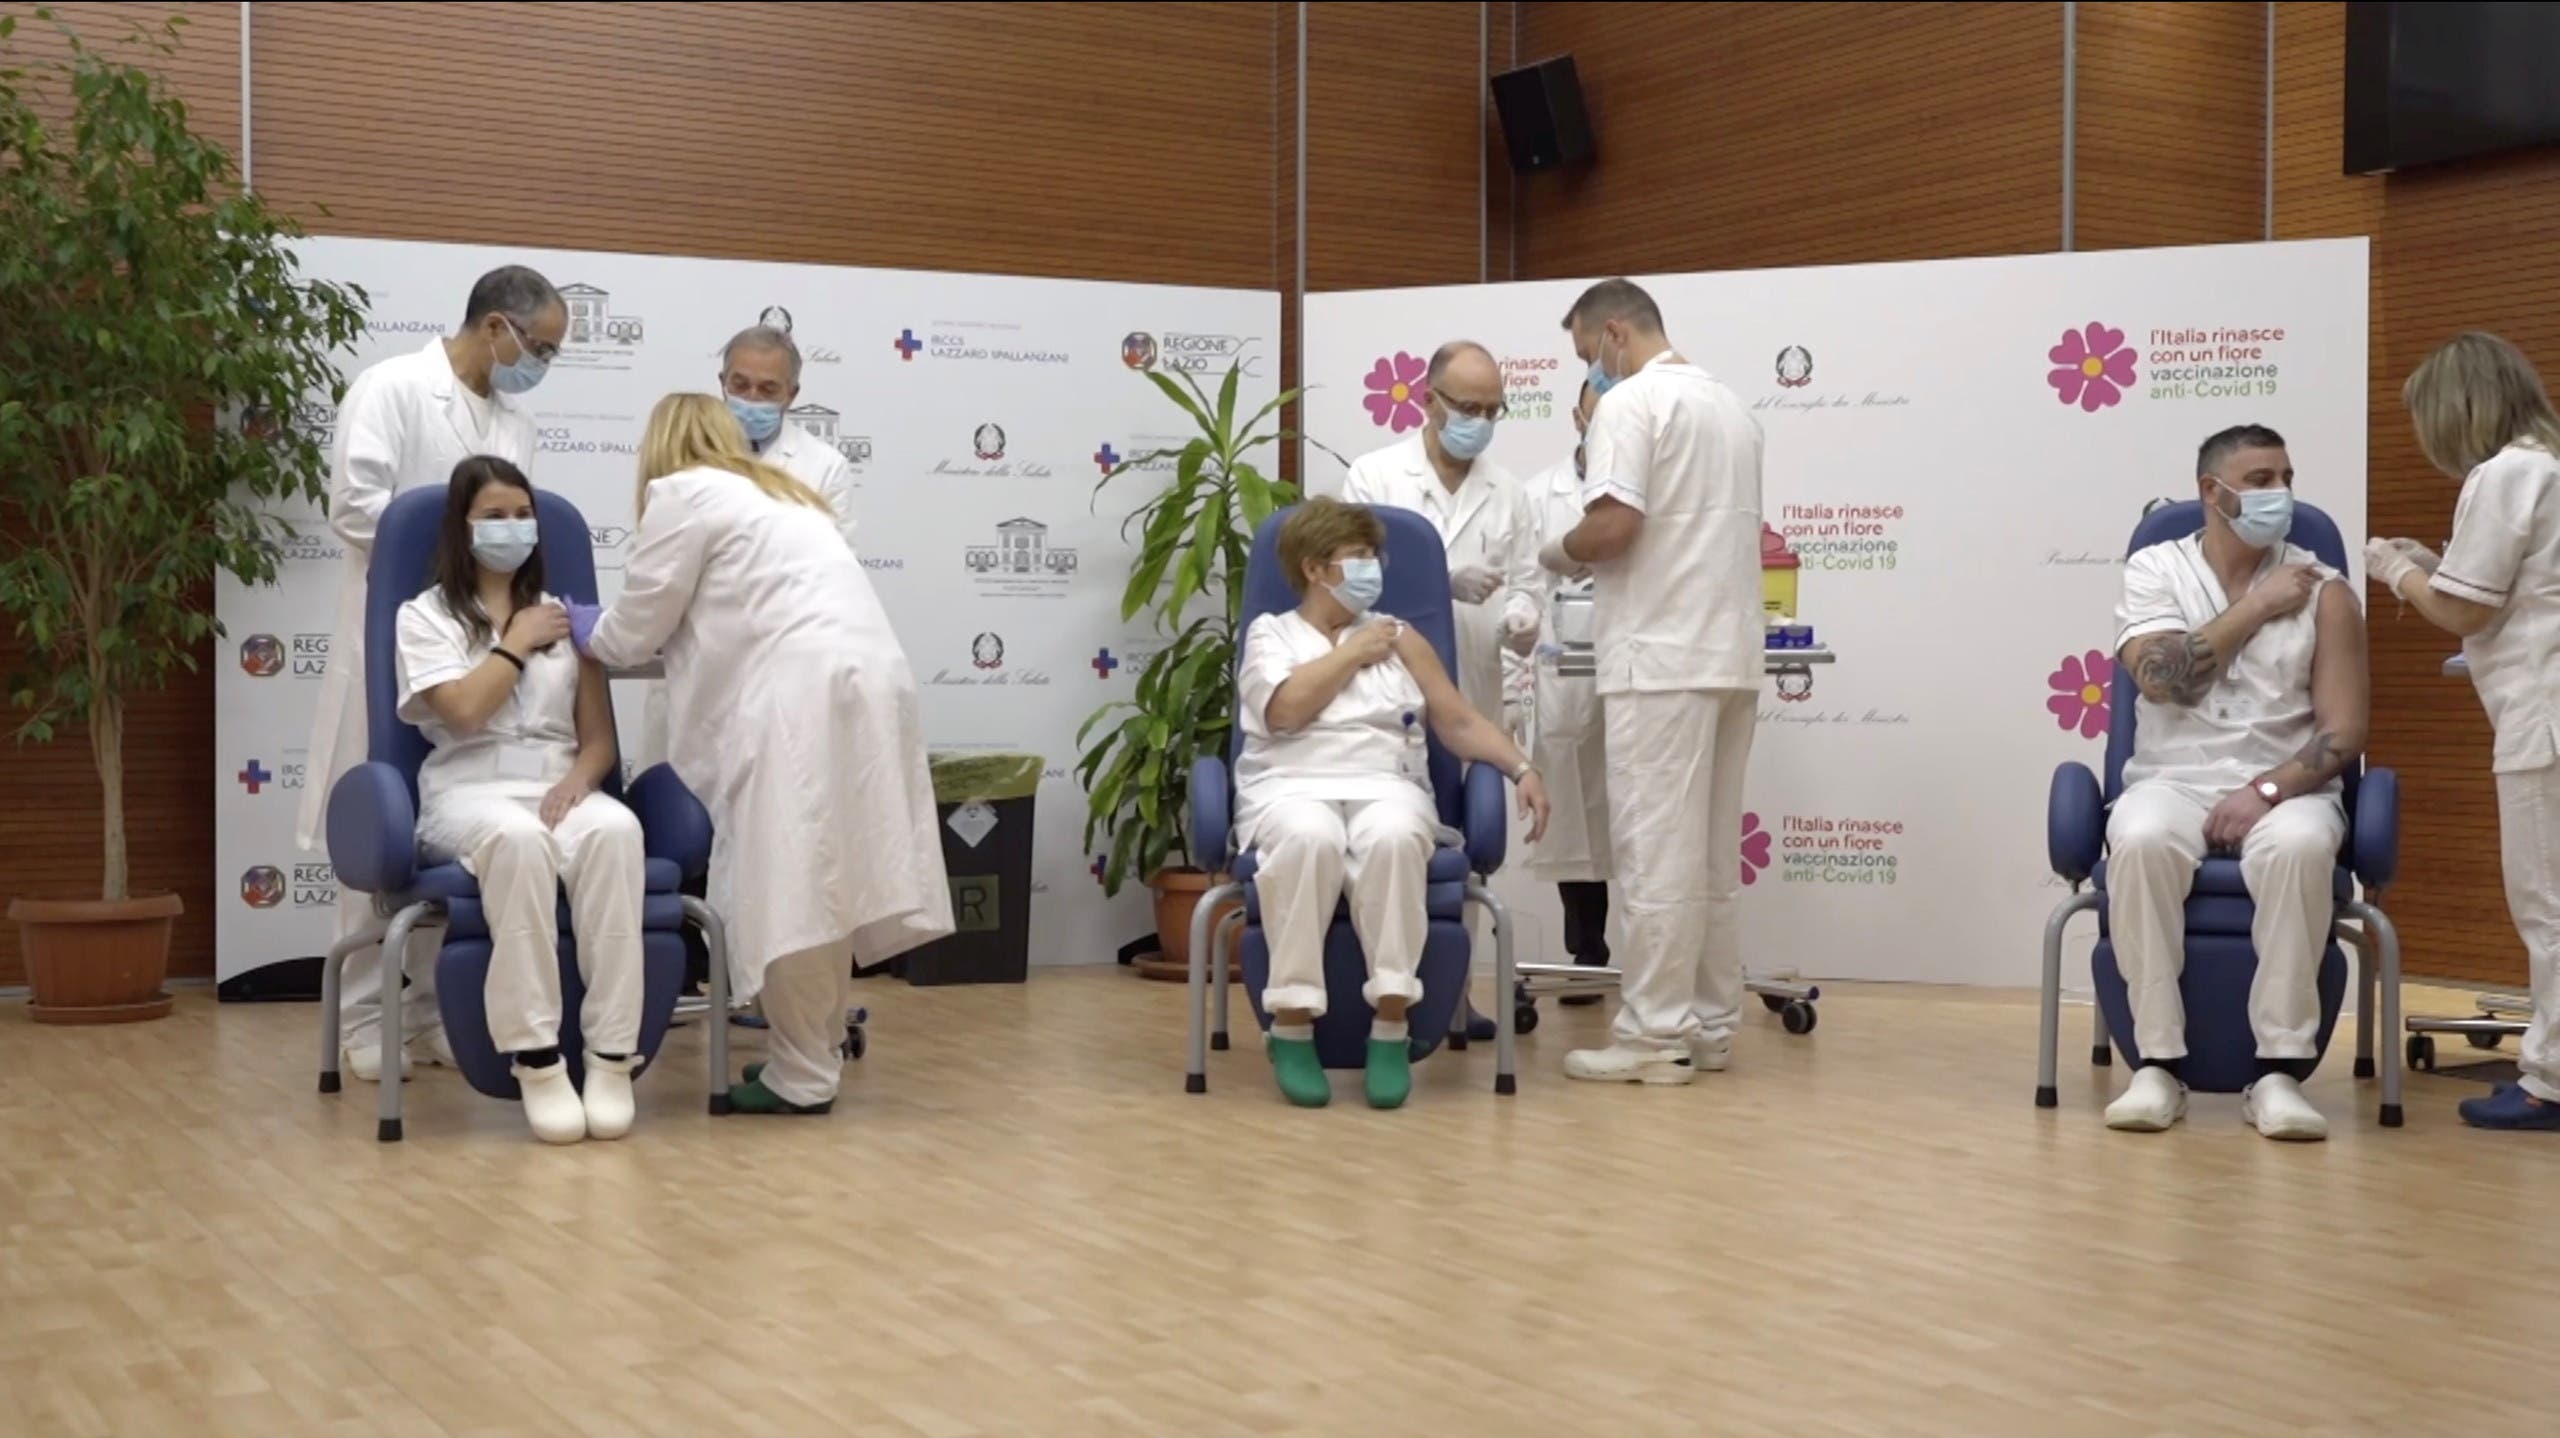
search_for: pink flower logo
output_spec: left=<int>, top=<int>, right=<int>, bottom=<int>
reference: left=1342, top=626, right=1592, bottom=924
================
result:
left=2046, top=650, right=2114, bottom=739
left=2046, top=323, right=2137, bottom=412
left=1740, top=812, right=1773, bottom=886
left=1362, top=351, right=1430, bottom=432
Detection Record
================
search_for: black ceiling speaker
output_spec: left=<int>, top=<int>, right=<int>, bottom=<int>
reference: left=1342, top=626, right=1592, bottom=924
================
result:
left=1490, top=55, right=1593, bottom=173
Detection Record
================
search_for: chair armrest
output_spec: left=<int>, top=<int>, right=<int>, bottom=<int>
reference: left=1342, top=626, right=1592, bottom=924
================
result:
left=1188, top=756, right=1232, bottom=872
left=326, top=761, right=418, bottom=895
left=2047, top=762, right=2105, bottom=883
left=1463, top=761, right=1508, bottom=875
left=2353, top=766, right=2400, bottom=891
left=628, top=763, right=714, bottom=881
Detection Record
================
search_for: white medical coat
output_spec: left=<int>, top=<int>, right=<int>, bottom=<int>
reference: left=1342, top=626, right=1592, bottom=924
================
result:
left=1233, top=610, right=1436, bottom=846
left=587, top=465, right=952, bottom=999
left=2114, top=534, right=2340, bottom=796
left=2433, top=440, right=2560, bottom=774
left=296, top=339, right=537, bottom=852
left=1524, top=458, right=1612, bottom=882
left=629, top=419, right=859, bottom=773
left=1340, top=435, right=1540, bottom=724
left=393, top=588, right=580, bottom=805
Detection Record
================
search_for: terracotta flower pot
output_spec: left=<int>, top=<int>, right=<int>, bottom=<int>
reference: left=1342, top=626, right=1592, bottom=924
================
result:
left=1141, top=869, right=1243, bottom=981
left=8, top=893, right=181, bottom=1024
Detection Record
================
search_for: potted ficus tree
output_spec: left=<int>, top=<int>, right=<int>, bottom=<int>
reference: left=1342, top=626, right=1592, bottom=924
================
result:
left=1078, top=362, right=1330, bottom=978
left=0, top=12, right=368, bottom=1021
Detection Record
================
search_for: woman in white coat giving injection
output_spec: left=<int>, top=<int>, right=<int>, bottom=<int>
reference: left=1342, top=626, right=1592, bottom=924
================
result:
left=572, top=394, right=952, bottom=1116
left=2368, top=332, right=2560, bottom=1132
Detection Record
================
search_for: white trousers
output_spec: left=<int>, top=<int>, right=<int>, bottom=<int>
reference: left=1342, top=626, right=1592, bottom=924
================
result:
left=1603, top=689, right=1757, bottom=1051
left=2106, top=781, right=2345, bottom=1063
left=2493, top=764, right=2560, bottom=1102
left=418, top=786, right=647, bottom=1056
left=759, top=940, right=856, bottom=1106
left=1249, top=796, right=1436, bottom=1018
left=333, top=887, right=444, bottom=1048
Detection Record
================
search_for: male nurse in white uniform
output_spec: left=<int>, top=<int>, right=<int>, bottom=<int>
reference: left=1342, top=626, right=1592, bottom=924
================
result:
left=302, top=265, right=565, bottom=1080
left=1543, top=279, right=1764, bottom=1085
left=1526, top=379, right=1614, bottom=1004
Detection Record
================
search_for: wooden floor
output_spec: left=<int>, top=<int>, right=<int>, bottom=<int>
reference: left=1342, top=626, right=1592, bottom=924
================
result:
left=0, top=971, right=2551, bottom=1438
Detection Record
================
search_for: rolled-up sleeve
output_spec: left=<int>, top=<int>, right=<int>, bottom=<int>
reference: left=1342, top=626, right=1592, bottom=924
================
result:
left=1580, top=390, right=1653, bottom=515
left=1236, top=615, right=1298, bottom=740
left=2113, top=547, right=2185, bottom=653
left=394, top=598, right=473, bottom=727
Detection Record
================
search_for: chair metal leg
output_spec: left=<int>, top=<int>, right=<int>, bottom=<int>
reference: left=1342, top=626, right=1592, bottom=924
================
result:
left=2344, top=911, right=2380, bottom=1079
left=686, top=897, right=733, bottom=1114
left=374, top=903, right=433, bottom=1142
left=2089, top=1001, right=2112, bottom=1068
left=1210, top=906, right=1243, bottom=1052
left=1186, top=883, right=1238, bottom=1094
left=316, top=916, right=385, bottom=1095
left=2342, top=898, right=2404, bottom=1127
left=1467, top=882, right=1518, bottom=1096
left=2039, top=888, right=2100, bottom=1108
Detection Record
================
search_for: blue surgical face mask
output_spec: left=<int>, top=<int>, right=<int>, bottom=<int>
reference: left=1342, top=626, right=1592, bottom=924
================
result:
left=727, top=394, right=784, bottom=445
left=1329, top=556, right=1384, bottom=615
left=489, top=316, right=551, bottom=396
left=2214, top=480, right=2294, bottom=550
left=1438, top=411, right=1495, bottom=461
left=470, top=518, right=539, bottom=574
left=1586, top=329, right=1623, bottom=398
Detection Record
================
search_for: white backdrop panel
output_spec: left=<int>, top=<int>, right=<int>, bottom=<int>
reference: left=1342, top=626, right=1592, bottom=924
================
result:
left=1303, top=239, right=2368, bottom=989
left=215, top=235, right=1277, bottom=984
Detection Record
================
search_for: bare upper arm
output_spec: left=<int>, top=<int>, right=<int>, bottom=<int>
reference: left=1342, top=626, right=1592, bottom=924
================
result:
left=2310, top=578, right=2368, bottom=719
left=1391, top=624, right=1465, bottom=719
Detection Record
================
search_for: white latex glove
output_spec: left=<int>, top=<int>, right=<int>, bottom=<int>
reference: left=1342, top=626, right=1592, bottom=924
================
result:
left=1538, top=537, right=1589, bottom=580
left=1449, top=564, right=1502, bottom=604
left=2389, top=536, right=2441, bottom=574
left=2363, top=536, right=2418, bottom=594
left=1504, top=698, right=1532, bottom=749
left=1500, top=608, right=1539, bottom=657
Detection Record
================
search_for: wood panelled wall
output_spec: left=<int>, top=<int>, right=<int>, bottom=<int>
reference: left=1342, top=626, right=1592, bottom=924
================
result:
left=9, top=1, right=2556, bottom=991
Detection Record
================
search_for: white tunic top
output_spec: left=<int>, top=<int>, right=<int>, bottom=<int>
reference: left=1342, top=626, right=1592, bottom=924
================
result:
left=393, top=588, right=580, bottom=804
left=297, top=339, right=537, bottom=850
left=2114, top=533, right=2341, bottom=795
left=1523, top=457, right=1612, bottom=880
left=587, top=466, right=952, bottom=998
left=2431, top=440, right=2560, bottom=774
left=1340, top=434, right=1540, bottom=720
left=1234, top=610, right=1435, bottom=843
left=1580, top=353, right=1765, bottom=695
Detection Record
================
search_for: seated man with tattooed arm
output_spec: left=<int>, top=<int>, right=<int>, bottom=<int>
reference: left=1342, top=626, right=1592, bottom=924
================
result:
left=2102, top=423, right=2369, bottom=1141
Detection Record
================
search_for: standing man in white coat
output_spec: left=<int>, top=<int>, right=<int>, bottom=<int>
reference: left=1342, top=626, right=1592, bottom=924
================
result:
left=302, top=265, right=564, bottom=1080
left=1543, top=279, right=1764, bottom=1086
left=1341, top=340, right=1543, bottom=728
left=1526, top=379, right=1614, bottom=1005
left=1342, top=339, right=1542, bottom=1038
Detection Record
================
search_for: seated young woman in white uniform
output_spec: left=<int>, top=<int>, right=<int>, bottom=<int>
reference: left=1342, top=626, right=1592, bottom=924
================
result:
left=394, top=455, right=648, bottom=1146
left=1236, top=498, right=1550, bottom=1110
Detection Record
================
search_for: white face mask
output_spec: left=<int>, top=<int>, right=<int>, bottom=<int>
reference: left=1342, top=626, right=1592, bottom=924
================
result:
left=470, top=517, right=539, bottom=573
left=2212, top=479, right=2294, bottom=550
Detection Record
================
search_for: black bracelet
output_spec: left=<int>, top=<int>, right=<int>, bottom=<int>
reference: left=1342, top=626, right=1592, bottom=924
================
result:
left=492, top=648, right=526, bottom=672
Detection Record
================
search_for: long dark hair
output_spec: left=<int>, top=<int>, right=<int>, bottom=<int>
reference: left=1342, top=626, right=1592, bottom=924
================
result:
left=432, top=454, right=546, bottom=647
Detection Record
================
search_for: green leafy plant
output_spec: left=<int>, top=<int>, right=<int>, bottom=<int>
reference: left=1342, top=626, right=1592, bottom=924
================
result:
left=1076, top=363, right=1331, bottom=894
left=0, top=11, right=369, bottom=900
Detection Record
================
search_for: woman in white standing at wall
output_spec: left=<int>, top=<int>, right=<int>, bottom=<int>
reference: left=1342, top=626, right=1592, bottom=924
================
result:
left=571, top=394, right=952, bottom=1116
left=396, top=456, right=648, bottom=1145
left=1524, top=379, right=1615, bottom=1004
left=2367, top=332, right=2560, bottom=1132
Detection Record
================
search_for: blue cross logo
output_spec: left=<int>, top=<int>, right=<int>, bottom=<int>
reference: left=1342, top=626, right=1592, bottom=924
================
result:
left=237, top=759, right=272, bottom=794
left=1090, top=855, right=1108, bottom=885
left=1093, top=442, right=1120, bottom=475
left=892, top=328, right=923, bottom=361
left=1091, top=647, right=1120, bottom=679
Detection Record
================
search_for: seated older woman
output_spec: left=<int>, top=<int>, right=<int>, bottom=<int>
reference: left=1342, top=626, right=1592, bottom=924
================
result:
left=1236, top=498, right=1550, bottom=1110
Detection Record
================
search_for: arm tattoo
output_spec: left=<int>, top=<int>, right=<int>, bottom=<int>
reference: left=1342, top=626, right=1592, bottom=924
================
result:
left=2289, top=730, right=2343, bottom=779
left=2132, top=633, right=2217, bottom=707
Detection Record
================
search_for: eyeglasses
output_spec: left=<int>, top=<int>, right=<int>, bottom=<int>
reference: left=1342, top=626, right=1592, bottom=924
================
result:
left=1435, top=394, right=1508, bottom=422
left=502, top=313, right=561, bottom=363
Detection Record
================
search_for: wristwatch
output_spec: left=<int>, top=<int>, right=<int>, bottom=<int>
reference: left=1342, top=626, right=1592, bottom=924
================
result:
left=2255, top=780, right=2282, bottom=804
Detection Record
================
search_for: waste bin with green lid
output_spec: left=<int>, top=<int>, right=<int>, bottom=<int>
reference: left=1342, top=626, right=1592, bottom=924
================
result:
left=899, top=752, right=1042, bottom=986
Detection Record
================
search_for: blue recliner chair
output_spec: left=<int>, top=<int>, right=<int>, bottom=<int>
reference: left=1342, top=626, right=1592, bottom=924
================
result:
left=321, top=485, right=725, bottom=1140
left=1182, top=504, right=1519, bottom=1095
left=2038, top=500, right=2407, bottom=1125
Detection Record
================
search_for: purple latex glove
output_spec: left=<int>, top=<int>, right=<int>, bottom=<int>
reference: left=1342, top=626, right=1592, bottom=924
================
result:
left=564, top=600, right=602, bottom=656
